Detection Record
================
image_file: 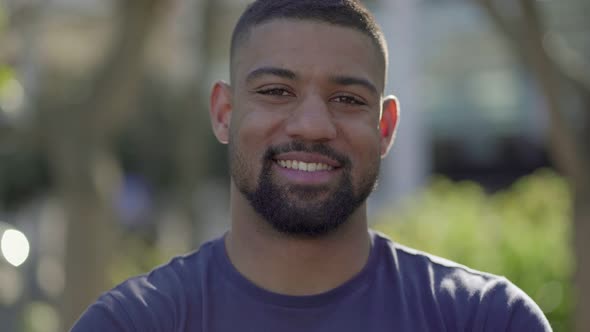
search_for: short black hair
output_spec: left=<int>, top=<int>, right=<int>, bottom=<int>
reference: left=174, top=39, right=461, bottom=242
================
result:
left=230, top=0, right=388, bottom=84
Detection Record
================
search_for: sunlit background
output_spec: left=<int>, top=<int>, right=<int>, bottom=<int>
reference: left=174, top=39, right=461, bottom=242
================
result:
left=0, top=0, right=588, bottom=331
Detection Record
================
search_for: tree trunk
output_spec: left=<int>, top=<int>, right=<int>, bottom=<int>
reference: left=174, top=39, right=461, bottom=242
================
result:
left=169, top=0, right=216, bottom=246
left=45, top=0, right=165, bottom=328
left=56, top=142, right=119, bottom=329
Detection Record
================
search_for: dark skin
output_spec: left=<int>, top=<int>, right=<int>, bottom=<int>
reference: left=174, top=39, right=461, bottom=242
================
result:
left=209, top=19, right=399, bottom=296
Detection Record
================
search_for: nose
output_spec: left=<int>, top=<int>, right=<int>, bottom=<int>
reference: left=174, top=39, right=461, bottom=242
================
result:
left=285, top=93, right=337, bottom=141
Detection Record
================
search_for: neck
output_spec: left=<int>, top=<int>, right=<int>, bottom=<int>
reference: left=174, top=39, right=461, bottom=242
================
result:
left=226, top=185, right=372, bottom=296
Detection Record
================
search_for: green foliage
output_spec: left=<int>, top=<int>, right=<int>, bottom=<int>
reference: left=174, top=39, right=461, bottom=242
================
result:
left=374, top=169, right=573, bottom=332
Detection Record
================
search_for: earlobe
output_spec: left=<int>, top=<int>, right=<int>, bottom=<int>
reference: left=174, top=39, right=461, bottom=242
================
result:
left=379, top=95, right=400, bottom=157
left=209, top=81, right=232, bottom=144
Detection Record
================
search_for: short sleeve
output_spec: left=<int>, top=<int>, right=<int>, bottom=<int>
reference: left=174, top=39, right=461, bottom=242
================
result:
left=506, top=285, right=552, bottom=331
left=487, top=279, right=552, bottom=332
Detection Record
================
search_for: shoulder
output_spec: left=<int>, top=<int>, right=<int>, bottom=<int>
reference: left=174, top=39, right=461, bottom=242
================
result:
left=70, top=237, right=220, bottom=332
left=372, top=231, right=552, bottom=331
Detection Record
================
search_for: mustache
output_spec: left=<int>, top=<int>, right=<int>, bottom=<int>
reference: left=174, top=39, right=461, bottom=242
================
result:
left=263, top=141, right=351, bottom=168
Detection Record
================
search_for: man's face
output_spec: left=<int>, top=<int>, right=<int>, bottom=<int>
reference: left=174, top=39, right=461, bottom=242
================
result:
left=227, top=19, right=388, bottom=237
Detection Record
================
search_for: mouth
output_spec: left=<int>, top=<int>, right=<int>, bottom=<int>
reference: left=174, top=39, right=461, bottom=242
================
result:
left=272, top=151, right=342, bottom=171
left=270, top=151, right=343, bottom=186
left=275, top=159, right=335, bottom=172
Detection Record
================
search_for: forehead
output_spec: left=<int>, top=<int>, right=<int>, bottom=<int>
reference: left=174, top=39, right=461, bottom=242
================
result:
left=232, top=19, right=386, bottom=91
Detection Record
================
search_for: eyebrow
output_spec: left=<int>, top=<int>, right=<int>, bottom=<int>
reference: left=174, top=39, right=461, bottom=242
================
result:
left=329, top=75, right=379, bottom=96
left=245, top=66, right=297, bottom=83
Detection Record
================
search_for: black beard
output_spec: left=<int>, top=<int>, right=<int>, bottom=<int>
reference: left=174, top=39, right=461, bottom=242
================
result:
left=231, top=141, right=379, bottom=238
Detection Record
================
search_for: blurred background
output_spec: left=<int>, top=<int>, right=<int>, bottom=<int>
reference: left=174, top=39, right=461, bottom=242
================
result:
left=0, top=0, right=588, bottom=331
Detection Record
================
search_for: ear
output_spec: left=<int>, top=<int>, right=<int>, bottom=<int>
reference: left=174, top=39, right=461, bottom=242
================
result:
left=379, top=95, right=400, bottom=157
left=209, top=81, right=232, bottom=144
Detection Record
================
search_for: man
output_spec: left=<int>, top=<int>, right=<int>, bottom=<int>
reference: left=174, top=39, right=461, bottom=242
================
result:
left=71, top=0, right=552, bottom=331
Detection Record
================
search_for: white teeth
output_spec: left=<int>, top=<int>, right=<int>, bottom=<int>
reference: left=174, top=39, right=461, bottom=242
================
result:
left=276, top=160, right=334, bottom=172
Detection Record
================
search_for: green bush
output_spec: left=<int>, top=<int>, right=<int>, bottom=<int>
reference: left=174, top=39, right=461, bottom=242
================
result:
left=374, top=169, right=573, bottom=331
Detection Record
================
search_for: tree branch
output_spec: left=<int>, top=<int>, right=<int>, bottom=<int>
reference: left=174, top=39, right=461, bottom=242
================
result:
left=477, top=0, right=522, bottom=51
left=476, top=0, right=589, bottom=185
left=86, top=0, right=167, bottom=138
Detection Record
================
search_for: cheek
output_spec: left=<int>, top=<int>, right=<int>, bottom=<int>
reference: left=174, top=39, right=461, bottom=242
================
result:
left=339, top=119, right=382, bottom=164
left=231, top=108, right=285, bottom=161
left=239, top=113, right=276, bottom=137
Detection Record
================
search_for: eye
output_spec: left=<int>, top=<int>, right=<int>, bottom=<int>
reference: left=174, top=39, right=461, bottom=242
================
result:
left=256, top=87, right=294, bottom=97
left=332, top=95, right=366, bottom=106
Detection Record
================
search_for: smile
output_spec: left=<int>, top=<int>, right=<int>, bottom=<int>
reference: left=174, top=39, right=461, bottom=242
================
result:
left=275, top=160, right=334, bottom=172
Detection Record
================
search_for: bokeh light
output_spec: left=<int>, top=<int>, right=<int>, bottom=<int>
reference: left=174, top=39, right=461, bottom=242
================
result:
left=1, top=229, right=30, bottom=267
left=36, top=256, right=65, bottom=298
left=0, top=69, right=25, bottom=116
left=0, top=265, right=23, bottom=306
left=24, top=301, right=60, bottom=332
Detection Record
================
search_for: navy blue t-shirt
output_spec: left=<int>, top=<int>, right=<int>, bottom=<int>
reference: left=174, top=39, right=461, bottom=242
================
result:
left=71, top=231, right=551, bottom=331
